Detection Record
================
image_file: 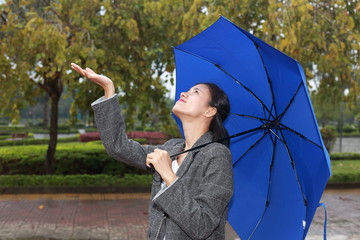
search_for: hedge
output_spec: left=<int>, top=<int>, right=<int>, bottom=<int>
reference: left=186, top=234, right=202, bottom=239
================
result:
left=0, top=174, right=152, bottom=187
left=0, top=126, right=80, bottom=134
left=0, top=161, right=358, bottom=187
left=0, top=136, right=79, bottom=146
left=328, top=160, right=360, bottom=183
left=0, top=141, right=148, bottom=176
left=330, top=152, right=360, bottom=160
left=0, top=167, right=357, bottom=188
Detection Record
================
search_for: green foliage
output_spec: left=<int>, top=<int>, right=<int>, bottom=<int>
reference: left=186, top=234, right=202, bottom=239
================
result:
left=1, top=0, right=359, bottom=173
left=0, top=142, right=147, bottom=176
left=0, top=136, right=79, bottom=146
left=330, top=152, right=360, bottom=160
left=329, top=160, right=360, bottom=183
left=342, top=132, right=360, bottom=137
left=320, top=126, right=337, bottom=152
left=0, top=125, right=82, bottom=134
left=342, top=124, right=357, bottom=133
left=0, top=174, right=152, bottom=187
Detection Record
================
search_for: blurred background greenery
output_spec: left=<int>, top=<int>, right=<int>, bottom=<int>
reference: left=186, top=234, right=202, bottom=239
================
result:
left=0, top=0, right=359, bottom=186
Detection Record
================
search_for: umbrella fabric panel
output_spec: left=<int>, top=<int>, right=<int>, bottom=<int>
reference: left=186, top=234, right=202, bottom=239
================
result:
left=229, top=129, right=268, bottom=167
left=229, top=134, right=307, bottom=240
left=280, top=83, right=323, bottom=147
left=234, top=22, right=313, bottom=123
left=256, top=45, right=304, bottom=118
left=282, top=130, right=331, bottom=235
left=251, top=140, right=306, bottom=240
left=228, top=133, right=275, bottom=239
left=250, top=138, right=307, bottom=240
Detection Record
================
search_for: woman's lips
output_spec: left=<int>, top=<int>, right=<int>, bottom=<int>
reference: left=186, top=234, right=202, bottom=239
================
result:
left=178, top=99, right=186, bottom=103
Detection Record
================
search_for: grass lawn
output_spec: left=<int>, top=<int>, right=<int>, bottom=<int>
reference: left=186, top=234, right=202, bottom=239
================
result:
left=329, top=160, right=360, bottom=183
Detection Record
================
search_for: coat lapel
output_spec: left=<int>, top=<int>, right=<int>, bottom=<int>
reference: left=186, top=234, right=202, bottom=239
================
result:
left=175, top=131, right=214, bottom=178
left=152, top=132, right=214, bottom=187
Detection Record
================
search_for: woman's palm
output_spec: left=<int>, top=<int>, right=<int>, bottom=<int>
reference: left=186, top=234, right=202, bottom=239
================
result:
left=71, top=63, right=112, bottom=88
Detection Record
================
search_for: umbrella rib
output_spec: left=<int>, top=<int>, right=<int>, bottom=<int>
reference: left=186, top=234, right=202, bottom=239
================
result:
left=214, top=64, right=276, bottom=119
left=252, top=43, right=279, bottom=119
left=174, top=47, right=275, bottom=119
left=266, top=134, right=278, bottom=207
left=232, top=129, right=269, bottom=167
left=230, top=113, right=268, bottom=122
left=279, top=129, right=308, bottom=207
left=277, top=81, right=303, bottom=121
left=279, top=123, right=323, bottom=149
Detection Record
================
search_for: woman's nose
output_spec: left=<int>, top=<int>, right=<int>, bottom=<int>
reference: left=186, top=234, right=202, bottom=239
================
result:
left=180, top=92, right=187, bottom=98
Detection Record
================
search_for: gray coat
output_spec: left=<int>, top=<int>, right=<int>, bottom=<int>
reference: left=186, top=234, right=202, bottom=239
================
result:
left=92, top=95, right=234, bottom=240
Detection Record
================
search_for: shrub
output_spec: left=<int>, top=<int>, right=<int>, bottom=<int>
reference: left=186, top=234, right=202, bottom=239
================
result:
left=330, top=152, right=360, bottom=160
left=0, top=135, right=79, bottom=146
left=320, top=126, right=337, bottom=152
left=328, top=160, right=360, bottom=183
left=329, top=173, right=360, bottom=183
left=0, top=174, right=152, bottom=187
left=79, top=132, right=100, bottom=142
left=0, top=142, right=148, bottom=176
left=342, top=124, right=356, bottom=133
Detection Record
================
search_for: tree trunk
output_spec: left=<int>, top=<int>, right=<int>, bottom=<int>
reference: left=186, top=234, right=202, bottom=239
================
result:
left=45, top=92, right=61, bottom=174
left=43, top=95, right=49, bottom=129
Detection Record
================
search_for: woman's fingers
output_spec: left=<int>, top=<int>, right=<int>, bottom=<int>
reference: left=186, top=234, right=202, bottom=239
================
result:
left=147, top=149, right=177, bottom=186
left=71, top=63, right=85, bottom=75
left=146, top=152, right=157, bottom=168
left=71, top=63, right=115, bottom=98
left=86, top=67, right=96, bottom=74
left=146, top=149, right=170, bottom=168
left=71, top=63, right=101, bottom=83
left=153, top=148, right=169, bottom=157
left=71, top=63, right=94, bottom=79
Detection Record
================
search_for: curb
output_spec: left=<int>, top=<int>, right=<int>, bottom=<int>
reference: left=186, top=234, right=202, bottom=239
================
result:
left=1, top=183, right=359, bottom=195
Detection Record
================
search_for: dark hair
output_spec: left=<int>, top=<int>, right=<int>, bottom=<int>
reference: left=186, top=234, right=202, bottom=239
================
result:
left=202, top=83, right=230, bottom=148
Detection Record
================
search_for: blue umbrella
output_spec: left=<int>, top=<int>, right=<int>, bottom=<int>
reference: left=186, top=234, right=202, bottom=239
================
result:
left=172, top=16, right=331, bottom=240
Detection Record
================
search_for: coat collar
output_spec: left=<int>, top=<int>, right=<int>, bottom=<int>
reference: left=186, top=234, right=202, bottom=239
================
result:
left=173, top=131, right=214, bottom=178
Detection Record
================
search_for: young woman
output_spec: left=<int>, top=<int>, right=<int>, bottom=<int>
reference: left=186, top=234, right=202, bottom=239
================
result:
left=71, top=63, right=233, bottom=240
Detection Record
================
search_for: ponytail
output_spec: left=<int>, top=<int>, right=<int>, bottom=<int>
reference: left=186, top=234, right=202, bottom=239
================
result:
left=202, top=83, right=230, bottom=148
left=210, top=111, right=230, bottom=147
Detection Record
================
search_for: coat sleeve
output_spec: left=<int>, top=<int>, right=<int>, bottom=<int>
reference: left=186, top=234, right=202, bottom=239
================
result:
left=152, top=143, right=234, bottom=239
left=91, top=94, right=157, bottom=170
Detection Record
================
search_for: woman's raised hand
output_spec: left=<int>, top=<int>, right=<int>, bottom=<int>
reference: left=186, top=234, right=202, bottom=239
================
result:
left=71, top=63, right=115, bottom=98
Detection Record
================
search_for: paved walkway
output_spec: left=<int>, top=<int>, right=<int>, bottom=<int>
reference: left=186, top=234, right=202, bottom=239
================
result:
left=0, top=189, right=359, bottom=240
left=333, top=137, right=360, bottom=153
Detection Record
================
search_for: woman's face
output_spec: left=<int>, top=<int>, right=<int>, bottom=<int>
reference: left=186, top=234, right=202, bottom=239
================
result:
left=172, top=84, right=216, bottom=120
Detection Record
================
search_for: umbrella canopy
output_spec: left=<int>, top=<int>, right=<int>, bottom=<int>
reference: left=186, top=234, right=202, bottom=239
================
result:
left=173, top=16, right=331, bottom=240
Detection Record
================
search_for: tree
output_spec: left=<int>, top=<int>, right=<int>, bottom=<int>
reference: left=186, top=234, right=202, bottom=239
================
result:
left=0, top=0, right=105, bottom=173
left=0, top=0, right=189, bottom=172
